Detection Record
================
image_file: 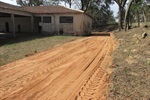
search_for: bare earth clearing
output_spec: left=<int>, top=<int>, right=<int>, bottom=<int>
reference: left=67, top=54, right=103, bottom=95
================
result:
left=0, top=34, right=115, bottom=100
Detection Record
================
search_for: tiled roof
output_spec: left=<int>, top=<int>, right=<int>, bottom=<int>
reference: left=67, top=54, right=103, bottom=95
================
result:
left=0, top=1, right=24, bottom=12
left=23, top=6, right=84, bottom=14
left=0, top=2, right=93, bottom=18
left=0, top=1, right=84, bottom=14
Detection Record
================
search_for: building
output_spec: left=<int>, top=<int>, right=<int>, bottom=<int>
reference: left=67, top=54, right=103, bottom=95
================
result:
left=0, top=2, right=92, bottom=36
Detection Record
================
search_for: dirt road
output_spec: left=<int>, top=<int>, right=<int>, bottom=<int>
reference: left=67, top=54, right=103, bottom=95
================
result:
left=0, top=34, right=115, bottom=100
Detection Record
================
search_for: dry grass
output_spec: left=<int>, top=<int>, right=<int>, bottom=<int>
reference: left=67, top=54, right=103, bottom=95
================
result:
left=109, top=27, right=150, bottom=99
left=0, top=35, right=82, bottom=66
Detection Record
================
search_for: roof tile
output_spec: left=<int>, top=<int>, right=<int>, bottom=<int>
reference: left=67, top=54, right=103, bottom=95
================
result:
left=0, top=1, right=84, bottom=14
left=23, top=6, right=84, bottom=14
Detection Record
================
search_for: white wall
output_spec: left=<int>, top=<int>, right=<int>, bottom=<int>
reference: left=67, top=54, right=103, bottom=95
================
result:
left=38, top=13, right=90, bottom=35
left=37, top=15, right=54, bottom=34
left=82, top=14, right=92, bottom=35
left=54, top=14, right=74, bottom=35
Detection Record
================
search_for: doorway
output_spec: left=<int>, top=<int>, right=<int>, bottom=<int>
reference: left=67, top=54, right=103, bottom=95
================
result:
left=5, top=22, right=9, bottom=32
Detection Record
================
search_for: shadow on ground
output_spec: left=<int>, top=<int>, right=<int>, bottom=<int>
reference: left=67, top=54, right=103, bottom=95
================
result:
left=0, top=32, right=111, bottom=46
left=0, top=33, right=49, bottom=46
left=91, top=32, right=110, bottom=36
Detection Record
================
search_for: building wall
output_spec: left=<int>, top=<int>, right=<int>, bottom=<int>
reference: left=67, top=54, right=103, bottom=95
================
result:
left=0, top=17, right=31, bottom=33
left=72, top=14, right=84, bottom=36
left=38, top=15, right=54, bottom=34
left=15, top=17, right=31, bottom=33
left=0, top=13, right=92, bottom=35
left=38, top=13, right=92, bottom=36
left=55, top=14, right=84, bottom=35
left=0, top=17, right=12, bottom=32
left=82, top=14, right=92, bottom=35
left=34, top=17, right=41, bottom=33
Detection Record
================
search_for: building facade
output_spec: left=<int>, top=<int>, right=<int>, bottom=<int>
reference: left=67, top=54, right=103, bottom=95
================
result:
left=0, top=2, right=92, bottom=36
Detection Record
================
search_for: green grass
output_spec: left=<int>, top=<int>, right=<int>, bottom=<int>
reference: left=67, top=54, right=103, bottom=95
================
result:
left=0, top=35, right=82, bottom=66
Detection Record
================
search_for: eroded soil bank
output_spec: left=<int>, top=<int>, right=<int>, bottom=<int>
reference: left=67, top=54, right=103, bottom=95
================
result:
left=109, top=27, right=150, bottom=99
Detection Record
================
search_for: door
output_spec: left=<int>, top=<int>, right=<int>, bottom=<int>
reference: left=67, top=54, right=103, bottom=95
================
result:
left=5, top=22, right=9, bottom=32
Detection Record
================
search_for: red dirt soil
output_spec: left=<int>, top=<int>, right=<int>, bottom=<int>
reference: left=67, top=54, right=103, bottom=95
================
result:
left=0, top=34, right=115, bottom=100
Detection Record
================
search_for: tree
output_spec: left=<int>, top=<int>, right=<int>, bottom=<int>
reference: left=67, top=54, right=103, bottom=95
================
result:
left=80, top=0, right=91, bottom=12
left=142, top=0, right=150, bottom=23
left=86, top=0, right=115, bottom=27
left=124, top=0, right=150, bottom=31
left=114, top=0, right=127, bottom=31
left=129, top=0, right=144, bottom=27
left=124, top=0, right=133, bottom=31
left=64, top=0, right=72, bottom=8
left=16, top=0, right=44, bottom=6
left=80, top=0, right=112, bottom=12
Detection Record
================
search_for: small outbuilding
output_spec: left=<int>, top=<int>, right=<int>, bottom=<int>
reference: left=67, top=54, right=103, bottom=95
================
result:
left=0, top=2, right=92, bottom=36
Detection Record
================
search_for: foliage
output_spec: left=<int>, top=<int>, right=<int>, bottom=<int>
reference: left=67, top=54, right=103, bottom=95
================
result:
left=87, top=2, right=115, bottom=26
left=114, top=0, right=127, bottom=31
left=76, top=0, right=116, bottom=25
left=16, top=0, right=44, bottom=6
left=130, top=0, right=150, bottom=25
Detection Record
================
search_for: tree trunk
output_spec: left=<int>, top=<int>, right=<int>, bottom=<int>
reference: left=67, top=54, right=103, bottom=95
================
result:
left=137, top=11, right=140, bottom=27
left=69, top=3, right=71, bottom=8
left=118, top=5, right=122, bottom=31
left=143, top=10, right=147, bottom=23
left=129, top=14, right=132, bottom=28
left=124, top=0, right=133, bottom=31
left=81, top=0, right=84, bottom=10
left=69, top=0, right=71, bottom=8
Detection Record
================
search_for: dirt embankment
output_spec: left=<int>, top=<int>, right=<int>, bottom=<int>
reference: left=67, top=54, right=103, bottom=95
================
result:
left=109, top=27, right=150, bottom=99
left=0, top=34, right=115, bottom=100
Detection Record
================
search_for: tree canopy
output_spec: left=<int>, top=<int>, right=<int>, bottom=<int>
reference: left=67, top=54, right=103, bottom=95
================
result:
left=16, top=0, right=44, bottom=6
left=124, top=0, right=150, bottom=31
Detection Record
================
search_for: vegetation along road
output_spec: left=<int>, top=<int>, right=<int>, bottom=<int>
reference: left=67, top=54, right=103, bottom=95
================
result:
left=0, top=33, right=115, bottom=100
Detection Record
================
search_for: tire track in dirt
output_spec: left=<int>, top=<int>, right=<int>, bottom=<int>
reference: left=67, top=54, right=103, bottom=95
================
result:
left=34, top=40, right=107, bottom=100
left=70, top=37, right=114, bottom=100
left=0, top=35, right=115, bottom=100
left=3, top=39, right=107, bottom=100
left=0, top=38, right=100, bottom=98
left=0, top=38, right=92, bottom=79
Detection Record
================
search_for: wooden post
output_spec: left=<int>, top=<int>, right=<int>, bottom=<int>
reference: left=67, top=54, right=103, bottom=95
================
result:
left=31, top=15, right=34, bottom=33
left=11, top=14, right=16, bottom=37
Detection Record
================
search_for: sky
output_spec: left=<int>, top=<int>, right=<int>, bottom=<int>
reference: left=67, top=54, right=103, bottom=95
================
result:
left=0, top=0, right=118, bottom=18
left=110, top=2, right=118, bottom=18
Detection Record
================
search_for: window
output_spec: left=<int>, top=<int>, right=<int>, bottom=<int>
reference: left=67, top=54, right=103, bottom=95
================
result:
left=60, top=16, right=73, bottom=23
left=43, top=17, right=51, bottom=23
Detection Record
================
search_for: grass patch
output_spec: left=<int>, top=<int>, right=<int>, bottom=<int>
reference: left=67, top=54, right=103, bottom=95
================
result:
left=0, top=35, right=82, bottom=66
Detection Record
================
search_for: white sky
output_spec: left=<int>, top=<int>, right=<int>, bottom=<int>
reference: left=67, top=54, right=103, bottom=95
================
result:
left=0, top=0, right=17, bottom=5
left=110, top=2, right=118, bottom=18
left=0, top=0, right=118, bottom=17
